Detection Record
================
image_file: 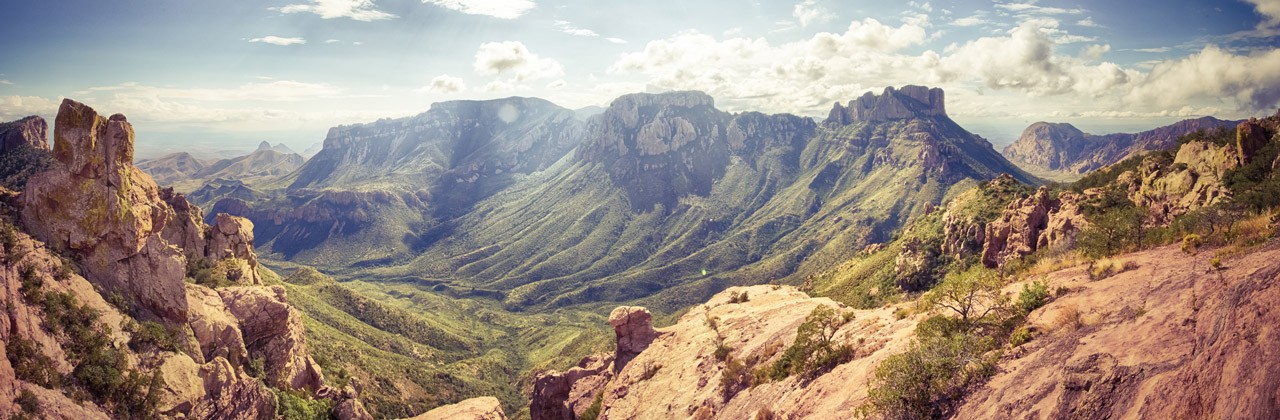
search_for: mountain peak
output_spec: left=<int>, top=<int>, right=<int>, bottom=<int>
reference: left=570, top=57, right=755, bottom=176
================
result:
left=825, top=85, right=946, bottom=126
left=257, top=140, right=272, bottom=151
left=608, top=90, right=715, bottom=110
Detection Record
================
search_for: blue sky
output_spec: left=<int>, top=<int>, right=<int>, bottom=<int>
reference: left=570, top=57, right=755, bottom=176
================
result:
left=1, top=0, right=1278, bottom=157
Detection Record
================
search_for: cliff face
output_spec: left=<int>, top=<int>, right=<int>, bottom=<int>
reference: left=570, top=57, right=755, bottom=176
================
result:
left=1003, top=117, right=1240, bottom=175
left=0, top=116, right=48, bottom=152
left=1, top=99, right=369, bottom=419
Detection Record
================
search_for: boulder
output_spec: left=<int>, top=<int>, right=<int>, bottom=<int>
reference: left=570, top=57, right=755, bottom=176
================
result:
left=0, top=115, right=49, bottom=151
left=190, top=357, right=277, bottom=420
left=207, top=214, right=261, bottom=285
left=530, top=354, right=614, bottom=420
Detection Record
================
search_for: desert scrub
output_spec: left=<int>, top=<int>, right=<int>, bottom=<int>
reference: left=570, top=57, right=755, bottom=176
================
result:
left=579, top=392, right=604, bottom=420
left=764, top=305, right=854, bottom=381
left=1015, top=280, right=1051, bottom=315
left=1088, top=258, right=1137, bottom=280
left=276, top=388, right=334, bottom=420
left=1181, top=233, right=1203, bottom=255
left=127, top=320, right=180, bottom=352
left=863, top=332, right=999, bottom=419
left=923, top=266, right=1007, bottom=326
left=728, top=290, right=749, bottom=304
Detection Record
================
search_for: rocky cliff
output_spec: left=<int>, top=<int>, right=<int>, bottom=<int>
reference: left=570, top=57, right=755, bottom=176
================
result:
left=0, top=116, right=48, bottom=152
left=0, top=99, right=369, bottom=419
left=1003, top=117, right=1240, bottom=175
left=825, top=85, right=946, bottom=125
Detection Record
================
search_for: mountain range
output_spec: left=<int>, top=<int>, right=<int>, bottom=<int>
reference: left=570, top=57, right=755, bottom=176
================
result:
left=208, top=86, right=1036, bottom=314
left=136, top=141, right=305, bottom=192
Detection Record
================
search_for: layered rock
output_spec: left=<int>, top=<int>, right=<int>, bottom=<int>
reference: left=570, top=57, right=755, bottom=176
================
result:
left=982, top=186, right=1087, bottom=267
left=823, top=85, right=946, bottom=126
left=408, top=396, right=508, bottom=420
left=0, top=116, right=49, bottom=151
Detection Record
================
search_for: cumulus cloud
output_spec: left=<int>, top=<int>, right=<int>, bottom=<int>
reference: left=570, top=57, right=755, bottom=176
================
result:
left=995, top=1, right=1083, bottom=15
left=423, top=0, right=535, bottom=19
left=418, top=74, right=466, bottom=93
left=276, top=0, right=396, bottom=21
left=793, top=0, right=832, bottom=28
left=1246, top=0, right=1280, bottom=28
left=951, top=15, right=988, bottom=26
left=473, top=41, right=564, bottom=81
left=0, top=95, right=61, bottom=120
left=1128, top=45, right=1280, bottom=111
left=938, top=19, right=1131, bottom=96
left=249, top=36, right=306, bottom=46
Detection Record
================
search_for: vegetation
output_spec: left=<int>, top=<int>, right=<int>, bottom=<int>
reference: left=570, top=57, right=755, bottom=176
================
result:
left=762, top=305, right=854, bottom=382
left=0, top=145, right=55, bottom=191
left=1014, top=280, right=1050, bottom=315
left=127, top=320, right=181, bottom=352
left=16, top=388, right=40, bottom=415
left=922, top=266, right=1006, bottom=325
left=1077, top=201, right=1147, bottom=259
left=580, top=392, right=604, bottom=420
left=276, top=388, right=335, bottom=420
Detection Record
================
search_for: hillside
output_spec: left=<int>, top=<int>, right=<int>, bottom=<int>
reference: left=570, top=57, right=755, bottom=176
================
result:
left=1002, top=117, right=1239, bottom=177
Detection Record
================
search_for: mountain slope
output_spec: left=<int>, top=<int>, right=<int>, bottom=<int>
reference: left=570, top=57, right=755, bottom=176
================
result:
left=138, top=143, right=305, bottom=192
left=1003, top=116, right=1240, bottom=176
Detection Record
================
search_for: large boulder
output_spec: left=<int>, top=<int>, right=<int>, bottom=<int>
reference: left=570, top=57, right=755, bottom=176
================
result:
left=530, top=355, right=614, bottom=420
left=19, top=99, right=188, bottom=322
left=608, top=306, right=658, bottom=372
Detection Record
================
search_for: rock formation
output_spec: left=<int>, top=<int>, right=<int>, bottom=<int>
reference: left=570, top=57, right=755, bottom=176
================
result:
left=1123, top=139, right=1238, bottom=223
left=529, top=307, right=661, bottom=419
left=608, top=306, right=658, bottom=372
left=982, top=186, right=1087, bottom=267
left=0, top=116, right=49, bottom=151
left=1, top=99, right=369, bottom=419
left=824, top=85, right=946, bottom=125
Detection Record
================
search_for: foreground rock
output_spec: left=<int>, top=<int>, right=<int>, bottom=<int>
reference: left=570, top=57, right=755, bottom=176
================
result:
left=1, top=99, right=368, bottom=419
left=406, top=396, right=507, bottom=420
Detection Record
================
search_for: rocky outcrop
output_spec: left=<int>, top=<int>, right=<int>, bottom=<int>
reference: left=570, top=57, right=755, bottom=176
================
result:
left=982, top=186, right=1087, bottom=267
left=608, top=306, right=658, bottom=372
left=20, top=99, right=189, bottom=322
left=207, top=214, right=261, bottom=285
left=1002, top=117, right=1241, bottom=175
left=0, top=116, right=48, bottom=152
left=407, top=396, right=507, bottom=420
left=823, top=85, right=946, bottom=126
left=1123, top=140, right=1238, bottom=223
left=219, top=286, right=325, bottom=392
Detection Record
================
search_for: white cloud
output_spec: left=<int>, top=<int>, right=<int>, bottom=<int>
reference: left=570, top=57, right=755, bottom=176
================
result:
left=1076, top=17, right=1101, bottom=28
left=909, top=1, right=933, bottom=13
left=1131, top=47, right=1171, bottom=53
left=554, top=20, right=598, bottom=37
left=793, top=0, right=832, bottom=28
left=606, top=37, right=628, bottom=44
left=1245, top=0, right=1280, bottom=28
left=995, top=1, right=1083, bottom=15
left=0, top=80, right=12, bottom=85
left=422, top=0, right=535, bottom=19
left=1128, top=45, right=1280, bottom=111
left=249, top=36, right=306, bottom=46
left=951, top=15, right=988, bottom=26
left=276, top=0, right=396, bottom=21
left=938, top=19, right=1131, bottom=96
left=1080, top=44, right=1110, bottom=61
left=418, top=74, right=467, bottom=93
left=473, top=41, right=564, bottom=81
left=325, top=39, right=341, bottom=44
left=482, top=80, right=518, bottom=92
left=0, top=95, right=61, bottom=120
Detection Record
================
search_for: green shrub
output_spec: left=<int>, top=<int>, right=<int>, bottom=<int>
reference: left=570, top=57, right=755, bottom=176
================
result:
left=720, top=356, right=750, bottom=401
left=247, top=357, right=266, bottom=379
left=580, top=392, right=604, bottom=420
left=7, top=335, right=61, bottom=388
left=1008, top=327, right=1033, bottom=347
left=17, top=388, right=40, bottom=414
left=1015, top=281, right=1050, bottom=315
left=766, top=305, right=854, bottom=381
left=276, top=388, right=333, bottom=420
left=714, top=342, right=732, bottom=362
left=863, top=333, right=998, bottom=419
left=18, top=264, right=42, bottom=301
left=1210, top=257, right=1223, bottom=270
left=127, top=321, right=180, bottom=352
left=1181, top=234, right=1203, bottom=255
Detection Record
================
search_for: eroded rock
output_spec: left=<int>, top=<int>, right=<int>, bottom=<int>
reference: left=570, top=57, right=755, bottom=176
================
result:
left=0, top=115, right=49, bottom=151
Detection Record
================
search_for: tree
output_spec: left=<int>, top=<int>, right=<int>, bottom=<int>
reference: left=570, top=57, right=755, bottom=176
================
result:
left=922, top=266, right=1007, bottom=326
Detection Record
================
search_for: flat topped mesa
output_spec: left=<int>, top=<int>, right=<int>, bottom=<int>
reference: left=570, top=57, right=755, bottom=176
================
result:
left=825, top=85, right=947, bottom=126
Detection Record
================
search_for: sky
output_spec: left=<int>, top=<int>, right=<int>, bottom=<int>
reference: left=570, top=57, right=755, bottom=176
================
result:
left=1, top=0, right=1278, bottom=158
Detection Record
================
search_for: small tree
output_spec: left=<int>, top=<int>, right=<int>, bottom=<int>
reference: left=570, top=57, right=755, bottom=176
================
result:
left=767, top=305, right=854, bottom=381
left=922, top=266, right=1007, bottom=327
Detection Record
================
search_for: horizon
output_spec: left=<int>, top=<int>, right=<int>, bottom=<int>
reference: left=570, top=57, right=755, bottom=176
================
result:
left=2, top=0, right=1278, bottom=158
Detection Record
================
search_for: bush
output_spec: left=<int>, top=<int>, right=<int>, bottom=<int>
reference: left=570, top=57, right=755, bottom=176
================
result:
left=720, top=356, right=750, bottom=401
left=580, top=392, right=604, bottom=420
left=1210, top=257, right=1223, bottom=270
left=728, top=291, right=749, bottom=304
left=1077, top=204, right=1147, bottom=259
left=1015, top=281, right=1050, bottom=315
left=765, top=305, right=854, bottom=381
left=7, top=335, right=61, bottom=388
left=276, top=388, right=334, bottom=420
left=714, top=342, right=732, bottom=362
left=1181, top=234, right=1202, bottom=255
left=127, top=321, right=180, bottom=352
left=18, top=264, right=42, bottom=301
left=1008, top=327, right=1033, bottom=347
left=1088, top=258, right=1137, bottom=280
left=17, top=388, right=40, bottom=414
left=863, top=333, right=998, bottom=419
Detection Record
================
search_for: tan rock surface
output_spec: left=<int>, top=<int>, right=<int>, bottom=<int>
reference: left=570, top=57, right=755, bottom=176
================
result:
left=219, top=285, right=325, bottom=391
left=407, top=396, right=508, bottom=420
